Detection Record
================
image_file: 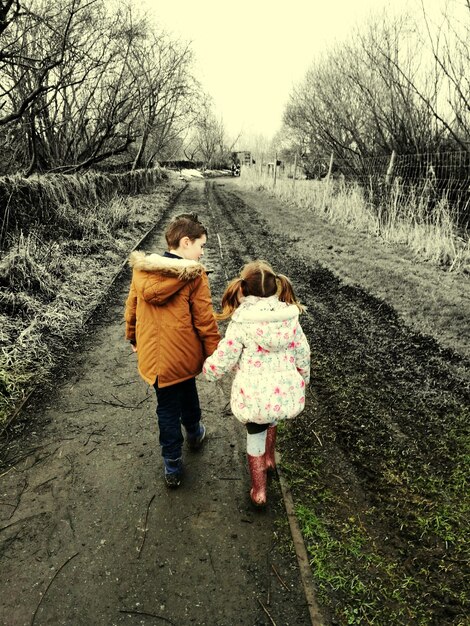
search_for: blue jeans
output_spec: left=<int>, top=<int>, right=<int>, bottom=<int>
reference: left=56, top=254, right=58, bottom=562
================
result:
left=154, top=377, right=201, bottom=459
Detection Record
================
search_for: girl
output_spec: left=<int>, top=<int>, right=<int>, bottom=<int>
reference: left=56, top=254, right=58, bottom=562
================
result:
left=203, top=260, right=310, bottom=506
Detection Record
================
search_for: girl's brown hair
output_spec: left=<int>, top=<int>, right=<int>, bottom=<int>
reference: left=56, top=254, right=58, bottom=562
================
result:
left=216, top=260, right=304, bottom=320
left=165, top=212, right=208, bottom=249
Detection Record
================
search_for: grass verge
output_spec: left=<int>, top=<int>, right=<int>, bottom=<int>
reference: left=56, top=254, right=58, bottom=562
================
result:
left=0, top=174, right=180, bottom=428
left=279, top=354, right=469, bottom=626
left=238, top=169, right=469, bottom=274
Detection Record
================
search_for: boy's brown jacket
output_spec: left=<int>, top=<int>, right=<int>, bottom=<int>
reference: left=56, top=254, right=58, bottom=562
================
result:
left=125, top=251, right=221, bottom=387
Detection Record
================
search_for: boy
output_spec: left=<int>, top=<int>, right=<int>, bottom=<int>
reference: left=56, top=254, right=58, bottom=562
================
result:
left=125, top=213, right=220, bottom=487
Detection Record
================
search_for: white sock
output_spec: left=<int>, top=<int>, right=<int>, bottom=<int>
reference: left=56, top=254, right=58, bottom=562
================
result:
left=246, top=430, right=267, bottom=456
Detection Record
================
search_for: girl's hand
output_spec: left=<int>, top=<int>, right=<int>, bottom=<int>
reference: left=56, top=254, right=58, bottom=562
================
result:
left=131, top=344, right=137, bottom=353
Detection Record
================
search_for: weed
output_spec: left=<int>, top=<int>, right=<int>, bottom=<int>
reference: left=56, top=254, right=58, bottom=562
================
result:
left=292, top=499, right=435, bottom=624
left=280, top=402, right=469, bottom=626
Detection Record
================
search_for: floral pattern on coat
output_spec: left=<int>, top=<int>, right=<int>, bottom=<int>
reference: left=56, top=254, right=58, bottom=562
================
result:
left=203, top=295, right=311, bottom=424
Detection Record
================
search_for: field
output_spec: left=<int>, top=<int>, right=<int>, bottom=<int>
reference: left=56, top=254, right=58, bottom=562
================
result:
left=0, top=174, right=468, bottom=625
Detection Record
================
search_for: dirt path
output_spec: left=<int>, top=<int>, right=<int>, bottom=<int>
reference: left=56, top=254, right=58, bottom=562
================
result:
left=1, top=177, right=468, bottom=626
left=0, top=182, right=311, bottom=626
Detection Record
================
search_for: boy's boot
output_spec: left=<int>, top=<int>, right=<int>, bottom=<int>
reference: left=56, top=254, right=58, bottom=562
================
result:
left=187, top=422, right=206, bottom=451
left=247, top=454, right=267, bottom=507
left=163, top=457, right=182, bottom=489
left=265, top=425, right=277, bottom=473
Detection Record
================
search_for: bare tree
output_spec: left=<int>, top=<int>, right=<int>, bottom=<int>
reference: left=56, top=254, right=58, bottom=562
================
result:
left=0, top=1, right=20, bottom=41
left=192, top=100, right=226, bottom=168
left=128, top=25, right=197, bottom=170
left=283, top=9, right=463, bottom=179
left=0, top=0, right=199, bottom=174
left=182, top=128, right=201, bottom=162
left=418, top=0, right=470, bottom=146
left=0, top=0, right=82, bottom=128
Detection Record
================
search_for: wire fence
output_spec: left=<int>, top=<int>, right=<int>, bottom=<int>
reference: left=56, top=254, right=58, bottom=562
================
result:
left=239, top=155, right=470, bottom=271
left=259, top=150, right=470, bottom=229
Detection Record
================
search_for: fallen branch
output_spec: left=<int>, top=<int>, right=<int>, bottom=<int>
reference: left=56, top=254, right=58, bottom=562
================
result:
left=111, top=392, right=126, bottom=404
left=34, top=476, right=57, bottom=490
left=111, top=392, right=150, bottom=408
left=7, top=477, right=28, bottom=520
left=84, top=427, right=106, bottom=446
left=257, top=598, right=277, bottom=626
left=86, top=399, right=130, bottom=408
left=3, top=444, right=49, bottom=468
left=266, top=550, right=272, bottom=606
left=31, top=552, right=79, bottom=625
left=137, top=494, right=155, bottom=559
left=85, top=399, right=148, bottom=409
left=271, top=564, right=290, bottom=591
left=112, top=380, right=138, bottom=387
left=119, top=609, right=176, bottom=624
left=1, top=447, right=60, bottom=476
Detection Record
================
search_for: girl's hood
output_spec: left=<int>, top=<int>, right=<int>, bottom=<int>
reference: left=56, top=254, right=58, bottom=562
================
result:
left=232, top=295, right=300, bottom=351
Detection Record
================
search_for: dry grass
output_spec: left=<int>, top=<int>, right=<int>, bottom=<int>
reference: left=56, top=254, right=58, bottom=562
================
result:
left=0, top=167, right=167, bottom=251
left=240, top=168, right=470, bottom=273
left=0, top=171, right=179, bottom=426
left=0, top=233, right=61, bottom=300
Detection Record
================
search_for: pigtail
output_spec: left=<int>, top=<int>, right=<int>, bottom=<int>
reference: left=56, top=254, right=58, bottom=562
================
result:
left=277, top=274, right=305, bottom=313
left=215, top=277, right=244, bottom=320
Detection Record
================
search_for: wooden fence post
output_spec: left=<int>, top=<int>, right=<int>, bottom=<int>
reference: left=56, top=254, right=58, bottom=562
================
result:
left=292, top=153, right=297, bottom=193
left=385, top=150, right=396, bottom=186
left=321, top=152, right=334, bottom=210
left=273, top=152, right=278, bottom=187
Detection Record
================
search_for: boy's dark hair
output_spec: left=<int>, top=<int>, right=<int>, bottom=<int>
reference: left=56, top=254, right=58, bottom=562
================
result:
left=165, top=213, right=208, bottom=249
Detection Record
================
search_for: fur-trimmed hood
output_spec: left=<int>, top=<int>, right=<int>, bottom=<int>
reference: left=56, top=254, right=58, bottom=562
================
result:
left=129, top=250, right=205, bottom=280
left=129, top=250, right=206, bottom=305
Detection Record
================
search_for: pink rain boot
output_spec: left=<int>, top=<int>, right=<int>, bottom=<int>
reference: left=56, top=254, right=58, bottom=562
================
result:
left=247, top=454, right=267, bottom=507
left=265, top=425, right=277, bottom=473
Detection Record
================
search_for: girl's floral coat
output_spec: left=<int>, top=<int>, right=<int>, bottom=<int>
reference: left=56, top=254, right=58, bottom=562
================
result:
left=203, top=295, right=311, bottom=425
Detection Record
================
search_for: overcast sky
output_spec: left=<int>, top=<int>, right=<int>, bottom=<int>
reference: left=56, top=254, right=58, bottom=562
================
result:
left=141, top=0, right=439, bottom=144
